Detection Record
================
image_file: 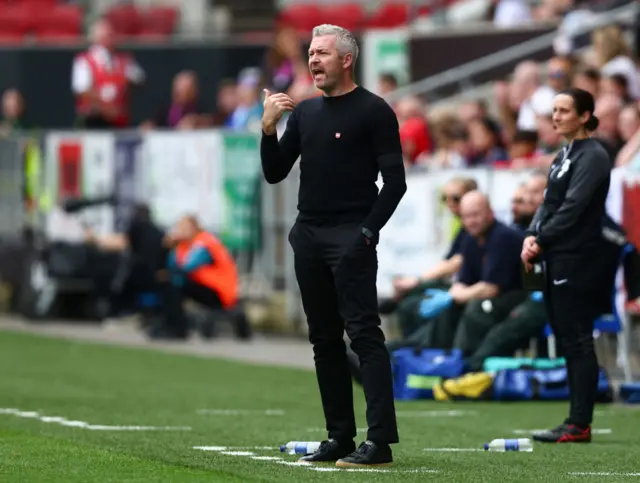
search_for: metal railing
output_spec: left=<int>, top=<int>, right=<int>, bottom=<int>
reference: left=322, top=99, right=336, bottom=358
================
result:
left=385, top=1, right=639, bottom=103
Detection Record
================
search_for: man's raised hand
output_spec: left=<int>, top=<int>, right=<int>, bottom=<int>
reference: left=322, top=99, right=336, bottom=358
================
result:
left=262, top=89, right=295, bottom=135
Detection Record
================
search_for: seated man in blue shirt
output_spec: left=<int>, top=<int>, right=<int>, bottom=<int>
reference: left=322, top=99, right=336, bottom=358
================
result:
left=421, top=191, right=527, bottom=354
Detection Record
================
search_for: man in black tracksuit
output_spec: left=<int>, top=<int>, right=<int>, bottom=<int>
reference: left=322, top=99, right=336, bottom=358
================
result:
left=260, top=25, right=406, bottom=467
left=522, top=88, right=615, bottom=443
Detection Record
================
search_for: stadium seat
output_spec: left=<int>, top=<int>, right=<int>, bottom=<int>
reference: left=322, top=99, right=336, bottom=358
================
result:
left=140, top=6, right=178, bottom=37
left=36, top=4, right=83, bottom=37
left=0, top=32, right=25, bottom=45
left=0, top=4, right=34, bottom=37
left=104, top=3, right=143, bottom=38
left=544, top=243, right=635, bottom=382
left=319, top=4, right=365, bottom=32
left=365, top=2, right=409, bottom=28
left=277, top=4, right=322, bottom=33
left=35, top=30, right=81, bottom=44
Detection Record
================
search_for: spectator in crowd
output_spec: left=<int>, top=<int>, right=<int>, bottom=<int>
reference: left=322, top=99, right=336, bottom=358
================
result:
left=229, top=68, right=264, bottom=133
left=378, top=73, right=399, bottom=96
left=428, top=112, right=471, bottom=169
left=572, top=67, right=600, bottom=98
left=262, top=26, right=305, bottom=95
left=408, top=191, right=526, bottom=355
left=508, top=130, right=539, bottom=167
left=594, top=93, right=624, bottom=158
left=600, top=73, right=633, bottom=104
left=589, top=25, right=640, bottom=100
left=382, top=178, right=478, bottom=337
left=396, top=96, right=433, bottom=166
left=467, top=117, right=508, bottom=165
left=459, top=99, right=488, bottom=126
left=0, top=89, right=28, bottom=135
left=495, top=60, right=539, bottom=140
left=85, top=203, right=167, bottom=318
left=463, top=172, right=549, bottom=371
left=72, top=19, right=145, bottom=129
left=141, top=71, right=210, bottom=130
left=618, top=103, right=640, bottom=146
left=518, top=56, right=572, bottom=133
left=150, top=215, right=247, bottom=340
left=210, top=79, right=238, bottom=127
left=493, top=0, right=532, bottom=28
left=511, top=183, right=535, bottom=231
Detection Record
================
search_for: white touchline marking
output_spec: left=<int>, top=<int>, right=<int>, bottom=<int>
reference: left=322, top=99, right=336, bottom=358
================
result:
left=192, top=446, right=442, bottom=474
left=276, top=461, right=313, bottom=467
left=0, top=408, right=191, bottom=431
left=395, top=410, right=476, bottom=417
left=423, top=448, right=482, bottom=452
left=568, top=472, right=640, bottom=477
left=196, top=409, right=285, bottom=416
left=193, top=446, right=277, bottom=451
left=513, top=428, right=612, bottom=435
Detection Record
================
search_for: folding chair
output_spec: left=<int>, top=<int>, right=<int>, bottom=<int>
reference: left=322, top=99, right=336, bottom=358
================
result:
left=545, top=243, right=635, bottom=383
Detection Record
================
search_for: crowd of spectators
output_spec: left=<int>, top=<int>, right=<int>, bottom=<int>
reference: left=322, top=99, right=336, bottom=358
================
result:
left=389, top=21, right=640, bottom=172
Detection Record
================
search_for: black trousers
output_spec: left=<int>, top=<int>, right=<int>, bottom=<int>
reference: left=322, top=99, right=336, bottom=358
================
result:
left=545, top=256, right=601, bottom=428
left=162, top=279, right=223, bottom=335
left=289, top=220, right=399, bottom=445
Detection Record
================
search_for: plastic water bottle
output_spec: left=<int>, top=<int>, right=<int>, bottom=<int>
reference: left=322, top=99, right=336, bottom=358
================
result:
left=280, top=441, right=321, bottom=455
left=484, top=438, right=533, bottom=452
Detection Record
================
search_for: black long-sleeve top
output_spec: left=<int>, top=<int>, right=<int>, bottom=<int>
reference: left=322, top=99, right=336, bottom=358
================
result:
left=260, top=86, right=407, bottom=235
left=527, top=137, right=611, bottom=255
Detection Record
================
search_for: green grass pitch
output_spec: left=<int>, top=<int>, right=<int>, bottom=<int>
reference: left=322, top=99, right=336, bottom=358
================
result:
left=0, top=330, right=639, bottom=482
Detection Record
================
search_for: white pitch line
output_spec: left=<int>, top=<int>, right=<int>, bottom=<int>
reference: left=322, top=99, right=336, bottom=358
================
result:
left=194, top=446, right=275, bottom=452
left=568, top=472, right=640, bottom=477
left=395, top=410, right=476, bottom=417
left=196, top=409, right=285, bottom=416
left=513, top=428, right=612, bottom=435
left=220, top=451, right=255, bottom=456
left=423, top=448, right=483, bottom=452
left=251, top=456, right=283, bottom=461
left=276, top=460, right=313, bottom=467
left=0, top=408, right=191, bottom=431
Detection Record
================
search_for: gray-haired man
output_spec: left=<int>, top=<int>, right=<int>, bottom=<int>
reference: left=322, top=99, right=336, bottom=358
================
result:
left=260, top=24, right=406, bottom=467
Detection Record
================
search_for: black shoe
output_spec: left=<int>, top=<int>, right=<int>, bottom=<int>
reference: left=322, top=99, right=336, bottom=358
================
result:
left=532, top=422, right=592, bottom=443
left=298, top=439, right=355, bottom=463
left=336, top=440, right=393, bottom=468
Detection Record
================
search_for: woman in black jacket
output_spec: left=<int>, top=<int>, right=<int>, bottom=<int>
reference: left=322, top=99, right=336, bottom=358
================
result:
left=522, top=88, right=612, bottom=443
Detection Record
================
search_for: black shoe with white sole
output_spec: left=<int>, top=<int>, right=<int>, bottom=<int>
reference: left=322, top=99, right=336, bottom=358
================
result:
left=298, top=439, right=355, bottom=463
left=336, top=440, right=393, bottom=468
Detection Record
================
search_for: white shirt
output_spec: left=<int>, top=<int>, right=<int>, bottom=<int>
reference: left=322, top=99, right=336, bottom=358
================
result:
left=601, top=56, right=640, bottom=100
left=517, top=85, right=556, bottom=131
left=493, top=0, right=531, bottom=28
left=71, top=46, right=145, bottom=95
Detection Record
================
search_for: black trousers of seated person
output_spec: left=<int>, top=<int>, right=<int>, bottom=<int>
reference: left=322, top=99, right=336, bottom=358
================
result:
left=409, top=290, right=527, bottom=355
left=162, top=279, right=223, bottom=336
left=544, top=256, right=602, bottom=429
left=289, top=220, right=399, bottom=446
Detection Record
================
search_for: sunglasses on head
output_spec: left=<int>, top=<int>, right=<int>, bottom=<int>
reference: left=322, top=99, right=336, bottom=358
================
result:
left=441, top=194, right=462, bottom=203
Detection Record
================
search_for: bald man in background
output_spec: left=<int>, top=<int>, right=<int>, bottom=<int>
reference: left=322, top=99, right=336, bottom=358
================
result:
left=417, top=191, right=526, bottom=354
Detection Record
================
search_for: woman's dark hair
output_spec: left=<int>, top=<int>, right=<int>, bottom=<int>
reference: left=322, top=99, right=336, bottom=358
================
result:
left=474, top=116, right=505, bottom=148
left=558, top=87, right=599, bottom=132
